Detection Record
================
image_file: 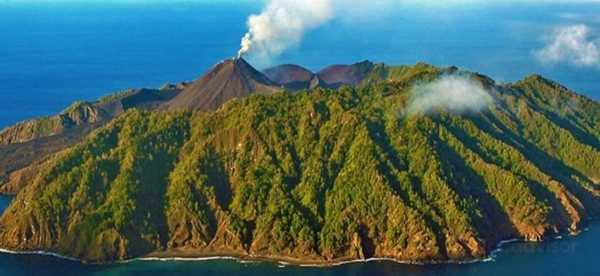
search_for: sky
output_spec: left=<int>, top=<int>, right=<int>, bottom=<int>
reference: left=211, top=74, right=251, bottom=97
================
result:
left=3, top=1, right=600, bottom=70
left=2, top=0, right=600, bottom=6
left=231, top=0, right=600, bottom=69
left=9, top=0, right=593, bottom=70
left=0, top=0, right=599, bottom=104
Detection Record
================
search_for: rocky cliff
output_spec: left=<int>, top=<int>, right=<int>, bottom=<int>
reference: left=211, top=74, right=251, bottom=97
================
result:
left=0, top=61, right=598, bottom=264
left=0, top=87, right=181, bottom=194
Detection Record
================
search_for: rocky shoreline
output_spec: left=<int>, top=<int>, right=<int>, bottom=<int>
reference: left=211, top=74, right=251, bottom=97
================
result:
left=0, top=232, right=581, bottom=267
left=0, top=61, right=598, bottom=268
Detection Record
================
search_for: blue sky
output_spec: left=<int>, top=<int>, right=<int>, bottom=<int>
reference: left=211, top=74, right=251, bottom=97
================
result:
left=0, top=0, right=599, bottom=129
left=0, top=0, right=599, bottom=100
left=2, top=0, right=600, bottom=5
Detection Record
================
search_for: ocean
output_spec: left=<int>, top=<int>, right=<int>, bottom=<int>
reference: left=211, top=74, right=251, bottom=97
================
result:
left=1, top=1, right=599, bottom=129
left=0, top=1, right=599, bottom=275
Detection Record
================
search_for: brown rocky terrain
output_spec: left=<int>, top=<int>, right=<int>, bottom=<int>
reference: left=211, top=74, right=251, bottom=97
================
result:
left=0, top=87, right=181, bottom=194
left=316, top=60, right=375, bottom=88
left=165, top=58, right=280, bottom=111
left=263, top=60, right=378, bottom=90
left=263, top=64, right=318, bottom=90
left=0, top=59, right=598, bottom=266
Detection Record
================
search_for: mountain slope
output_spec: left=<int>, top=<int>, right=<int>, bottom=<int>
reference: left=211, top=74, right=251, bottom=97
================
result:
left=0, top=102, right=107, bottom=146
left=165, top=58, right=280, bottom=111
left=263, top=60, right=380, bottom=90
left=263, top=64, right=317, bottom=90
left=0, top=58, right=380, bottom=195
left=317, top=60, right=376, bottom=88
left=0, top=64, right=598, bottom=264
left=0, top=87, right=181, bottom=194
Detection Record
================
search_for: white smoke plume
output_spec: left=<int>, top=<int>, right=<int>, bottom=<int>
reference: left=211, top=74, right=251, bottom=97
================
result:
left=407, top=75, right=494, bottom=115
left=535, top=24, right=600, bottom=67
left=237, top=0, right=333, bottom=62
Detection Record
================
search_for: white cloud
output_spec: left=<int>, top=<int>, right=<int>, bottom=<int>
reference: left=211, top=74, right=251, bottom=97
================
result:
left=535, top=24, right=600, bottom=67
left=235, top=0, right=600, bottom=65
left=407, top=75, right=494, bottom=115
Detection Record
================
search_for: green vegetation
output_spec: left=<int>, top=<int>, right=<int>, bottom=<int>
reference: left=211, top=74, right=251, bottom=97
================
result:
left=0, top=64, right=599, bottom=264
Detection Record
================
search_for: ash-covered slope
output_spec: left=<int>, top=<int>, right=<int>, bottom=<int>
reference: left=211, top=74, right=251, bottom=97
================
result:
left=263, top=64, right=317, bottom=90
left=317, top=60, right=375, bottom=88
left=263, top=60, right=378, bottom=90
left=0, top=58, right=381, bottom=195
left=0, top=63, right=599, bottom=265
left=0, top=88, right=180, bottom=147
left=165, top=58, right=280, bottom=111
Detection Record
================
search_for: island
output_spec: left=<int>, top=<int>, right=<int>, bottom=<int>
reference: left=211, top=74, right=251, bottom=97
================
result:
left=0, top=58, right=598, bottom=265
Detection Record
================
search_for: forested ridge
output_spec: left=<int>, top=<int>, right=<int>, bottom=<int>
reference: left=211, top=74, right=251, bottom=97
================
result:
left=0, top=63, right=599, bottom=264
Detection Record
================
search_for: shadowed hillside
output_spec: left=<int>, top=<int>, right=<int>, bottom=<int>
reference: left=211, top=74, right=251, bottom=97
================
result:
left=0, top=60, right=598, bottom=264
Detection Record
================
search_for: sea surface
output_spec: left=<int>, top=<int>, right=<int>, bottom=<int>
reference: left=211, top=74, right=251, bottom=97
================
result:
left=1, top=1, right=600, bottom=275
left=1, top=1, right=600, bottom=129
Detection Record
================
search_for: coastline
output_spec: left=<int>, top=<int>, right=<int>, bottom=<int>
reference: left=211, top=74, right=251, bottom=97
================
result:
left=0, top=248, right=79, bottom=262
left=0, top=237, right=532, bottom=267
left=0, top=222, right=592, bottom=267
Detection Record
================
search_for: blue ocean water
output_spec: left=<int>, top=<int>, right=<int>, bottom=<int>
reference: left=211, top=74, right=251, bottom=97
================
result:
left=1, top=2, right=599, bottom=129
left=1, top=1, right=600, bottom=275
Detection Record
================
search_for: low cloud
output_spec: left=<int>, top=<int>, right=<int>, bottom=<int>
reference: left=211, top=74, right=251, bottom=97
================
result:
left=407, top=75, right=494, bottom=115
left=535, top=24, right=600, bottom=67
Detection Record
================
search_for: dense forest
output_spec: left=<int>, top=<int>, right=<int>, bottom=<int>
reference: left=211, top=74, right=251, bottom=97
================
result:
left=0, top=63, right=599, bottom=264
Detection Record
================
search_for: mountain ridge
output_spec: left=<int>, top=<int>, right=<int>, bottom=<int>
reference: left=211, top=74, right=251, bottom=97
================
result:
left=0, top=58, right=598, bottom=265
left=0, top=58, right=432, bottom=195
left=262, top=60, right=379, bottom=90
left=0, top=87, right=181, bottom=194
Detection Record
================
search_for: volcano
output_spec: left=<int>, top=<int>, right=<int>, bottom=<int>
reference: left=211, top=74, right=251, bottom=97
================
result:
left=2, top=57, right=600, bottom=266
left=165, top=58, right=280, bottom=111
left=317, top=60, right=375, bottom=88
left=263, top=64, right=317, bottom=90
left=263, top=60, right=377, bottom=90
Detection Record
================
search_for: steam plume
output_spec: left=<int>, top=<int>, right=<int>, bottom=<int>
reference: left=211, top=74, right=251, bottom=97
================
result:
left=237, top=0, right=333, bottom=62
left=407, top=75, right=494, bottom=115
